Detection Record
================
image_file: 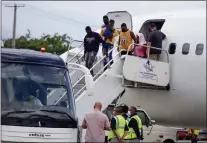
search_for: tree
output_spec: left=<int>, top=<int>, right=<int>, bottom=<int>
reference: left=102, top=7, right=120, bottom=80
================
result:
left=3, top=30, right=73, bottom=55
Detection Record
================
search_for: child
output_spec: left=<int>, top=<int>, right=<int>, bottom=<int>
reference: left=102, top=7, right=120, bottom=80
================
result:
left=103, top=19, right=115, bottom=41
left=102, top=19, right=115, bottom=70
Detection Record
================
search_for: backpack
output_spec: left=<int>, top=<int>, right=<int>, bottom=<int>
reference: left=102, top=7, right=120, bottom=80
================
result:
left=103, top=26, right=113, bottom=39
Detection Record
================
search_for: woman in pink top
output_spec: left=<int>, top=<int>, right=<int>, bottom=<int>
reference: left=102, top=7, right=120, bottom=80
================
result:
left=135, top=33, right=147, bottom=58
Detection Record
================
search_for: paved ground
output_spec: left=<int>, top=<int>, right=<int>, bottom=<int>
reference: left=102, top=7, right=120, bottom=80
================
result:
left=177, top=141, right=206, bottom=143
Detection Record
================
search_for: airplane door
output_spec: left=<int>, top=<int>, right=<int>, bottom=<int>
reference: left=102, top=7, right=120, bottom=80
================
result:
left=106, top=11, right=133, bottom=31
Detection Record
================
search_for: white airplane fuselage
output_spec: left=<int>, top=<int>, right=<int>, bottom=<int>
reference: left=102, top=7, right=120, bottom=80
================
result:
left=64, top=9, right=206, bottom=129
left=117, top=9, right=206, bottom=129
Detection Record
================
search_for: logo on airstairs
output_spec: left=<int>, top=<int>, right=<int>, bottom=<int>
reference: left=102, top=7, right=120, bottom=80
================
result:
left=139, top=60, right=158, bottom=82
left=143, top=60, right=154, bottom=72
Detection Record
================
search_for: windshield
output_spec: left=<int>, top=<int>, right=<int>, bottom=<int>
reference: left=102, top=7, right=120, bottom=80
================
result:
left=1, top=62, right=76, bottom=127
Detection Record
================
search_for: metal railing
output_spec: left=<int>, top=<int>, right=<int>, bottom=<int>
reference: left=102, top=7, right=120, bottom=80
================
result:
left=71, top=43, right=170, bottom=99
left=71, top=46, right=118, bottom=89
left=66, top=40, right=84, bottom=64
left=56, top=42, right=170, bottom=107
left=126, top=43, right=169, bottom=63
left=54, top=41, right=120, bottom=107
left=73, top=48, right=126, bottom=99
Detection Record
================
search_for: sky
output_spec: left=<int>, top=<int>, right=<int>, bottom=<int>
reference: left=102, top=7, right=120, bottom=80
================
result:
left=2, top=1, right=206, bottom=41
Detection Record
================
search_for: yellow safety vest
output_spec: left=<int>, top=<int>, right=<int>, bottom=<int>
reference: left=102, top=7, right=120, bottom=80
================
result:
left=108, top=115, right=126, bottom=140
left=188, top=128, right=200, bottom=136
left=25, top=96, right=35, bottom=104
left=124, top=115, right=143, bottom=139
left=194, top=129, right=200, bottom=136
left=119, top=30, right=133, bottom=51
left=124, top=120, right=131, bottom=139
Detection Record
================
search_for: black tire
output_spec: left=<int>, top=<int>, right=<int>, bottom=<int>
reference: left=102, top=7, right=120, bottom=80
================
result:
left=163, top=139, right=175, bottom=143
left=166, top=83, right=170, bottom=90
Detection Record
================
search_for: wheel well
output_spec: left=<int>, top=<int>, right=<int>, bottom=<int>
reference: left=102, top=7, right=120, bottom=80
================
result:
left=162, top=139, right=175, bottom=143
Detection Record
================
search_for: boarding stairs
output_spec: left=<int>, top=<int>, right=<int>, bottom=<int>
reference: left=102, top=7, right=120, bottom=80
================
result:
left=122, top=43, right=170, bottom=90
left=47, top=39, right=171, bottom=119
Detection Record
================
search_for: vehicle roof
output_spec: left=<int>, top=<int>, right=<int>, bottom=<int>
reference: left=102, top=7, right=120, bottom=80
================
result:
left=1, top=48, right=66, bottom=67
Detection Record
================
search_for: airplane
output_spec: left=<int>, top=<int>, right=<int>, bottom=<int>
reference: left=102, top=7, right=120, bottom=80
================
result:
left=61, top=8, right=206, bottom=129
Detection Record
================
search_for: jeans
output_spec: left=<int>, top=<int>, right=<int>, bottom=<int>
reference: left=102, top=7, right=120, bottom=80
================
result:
left=103, top=43, right=113, bottom=71
left=85, top=51, right=97, bottom=76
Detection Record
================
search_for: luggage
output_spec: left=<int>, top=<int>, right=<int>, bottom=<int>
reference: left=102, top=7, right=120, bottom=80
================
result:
left=135, top=45, right=147, bottom=58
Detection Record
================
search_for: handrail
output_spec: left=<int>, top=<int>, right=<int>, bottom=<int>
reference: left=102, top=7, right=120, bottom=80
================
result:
left=69, top=61, right=84, bottom=77
left=67, top=40, right=105, bottom=64
left=73, top=48, right=125, bottom=98
left=72, top=75, right=85, bottom=88
left=54, top=92, right=67, bottom=105
left=126, top=43, right=170, bottom=63
left=66, top=40, right=83, bottom=63
left=89, top=46, right=118, bottom=72
left=74, top=85, right=86, bottom=99
left=71, top=46, right=118, bottom=88
left=67, top=42, right=84, bottom=63
left=93, top=49, right=125, bottom=80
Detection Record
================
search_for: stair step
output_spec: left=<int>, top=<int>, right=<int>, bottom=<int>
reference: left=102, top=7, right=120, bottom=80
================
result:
left=137, top=85, right=168, bottom=90
left=123, top=79, right=169, bottom=90
left=73, top=84, right=85, bottom=90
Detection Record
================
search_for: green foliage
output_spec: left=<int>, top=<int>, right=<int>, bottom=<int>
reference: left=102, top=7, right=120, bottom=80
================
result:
left=3, top=29, right=72, bottom=55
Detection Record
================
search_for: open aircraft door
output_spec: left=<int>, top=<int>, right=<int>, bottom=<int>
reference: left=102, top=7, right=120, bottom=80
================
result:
left=107, top=11, right=133, bottom=31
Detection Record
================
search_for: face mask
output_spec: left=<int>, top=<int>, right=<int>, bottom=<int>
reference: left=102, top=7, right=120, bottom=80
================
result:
left=127, top=111, right=131, bottom=117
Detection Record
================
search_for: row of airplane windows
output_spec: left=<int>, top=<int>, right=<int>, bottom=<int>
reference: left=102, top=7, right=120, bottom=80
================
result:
left=168, top=43, right=204, bottom=55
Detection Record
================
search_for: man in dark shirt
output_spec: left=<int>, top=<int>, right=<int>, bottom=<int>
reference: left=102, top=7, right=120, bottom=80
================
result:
left=128, top=106, right=143, bottom=142
left=84, top=26, right=105, bottom=76
left=109, top=106, right=129, bottom=142
left=147, top=23, right=166, bottom=60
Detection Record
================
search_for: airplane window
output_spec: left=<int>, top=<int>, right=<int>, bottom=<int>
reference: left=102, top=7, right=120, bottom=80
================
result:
left=168, top=43, right=176, bottom=54
left=182, top=43, right=190, bottom=55
left=195, top=44, right=204, bottom=55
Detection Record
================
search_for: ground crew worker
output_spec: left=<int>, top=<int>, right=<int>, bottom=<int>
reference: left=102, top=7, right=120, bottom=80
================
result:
left=126, top=106, right=143, bottom=142
left=188, top=128, right=192, bottom=140
left=118, top=23, right=136, bottom=55
left=190, top=128, right=200, bottom=143
left=108, top=106, right=128, bottom=142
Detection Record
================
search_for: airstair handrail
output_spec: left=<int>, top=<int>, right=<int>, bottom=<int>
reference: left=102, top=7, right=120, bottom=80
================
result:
left=67, top=40, right=104, bottom=64
left=54, top=92, right=67, bottom=105
left=67, top=63, right=91, bottom=75
left=73, top=48, right=126, bottom=98
left=89, top=46, right=118, bottom=72
left=93, top=49, right=125, bottom=81
left=67, top=63, right=94, bottom=95
left=67, top=40, right=84, bottom=63
left=71, top=46, right=117, bottom=88
left=74, top=85, right=86, bottom=99
left=69, top=61, right=84, bottom=77
left=126, top=43, right=170, bottom=63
